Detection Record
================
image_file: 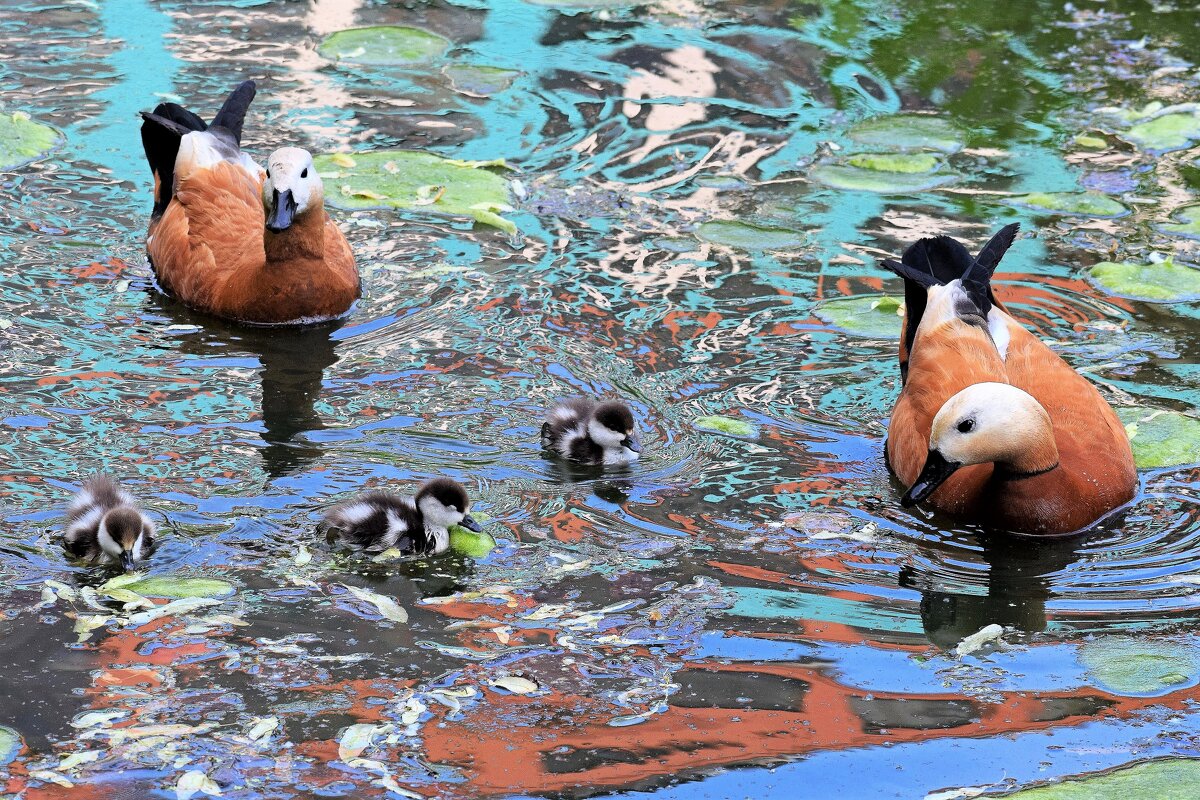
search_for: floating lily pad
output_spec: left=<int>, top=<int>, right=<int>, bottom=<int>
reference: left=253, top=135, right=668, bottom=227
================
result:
left=1159, top=205, right=1200, bottom=240
left=847, top=114, right=963, bottom=153
left=811, top=162, right=959, bottom=193
left=442, top=64, right=520, bottom=97
left=118, top=577, right=236, bottom=599
left=1124, top=111, right=1200, bottom=152
left=318, top=26, right=450, bottom=66
left=315, top=151, right=515, bottom=233
left=1001, top=759, right=1200, bottom=799
left=695, top=220, right=805, bottom=251
left=846, top=152, right=941, bottom=173
left=694, top=415, right=758, bottom=438
left=1010, top=191, right=1127, bottom=218
left=813, top=295, right=904, bottom=338
left=1075, top=134, right=1108, bottom=149
left=0, top=726, right=20, bottom=766
left=1087, top=257, right=1200, bottom=302
left=0, top=111, right=63, bottom=170
left=449, top=526, right=497, bottom=558
left=1118, top=407, right=1200, bottom=469
left=1079, top=636, right=1199, bottom=696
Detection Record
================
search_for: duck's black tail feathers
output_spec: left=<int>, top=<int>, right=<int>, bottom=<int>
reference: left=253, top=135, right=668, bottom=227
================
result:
left=139, top=81, right=256, bottom=217
left=880, top=223, right=1020, bottom=375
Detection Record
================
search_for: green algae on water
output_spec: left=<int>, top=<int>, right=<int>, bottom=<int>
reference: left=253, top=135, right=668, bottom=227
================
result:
left=1087, top=257, right=1200, bottom=302
left=315, top=151, right=515, bottom=233
left=813, top=295, right=904, bottom=339
left=318, top=26, right=450, bottom=66
left=0, top=111, right=63, bottom=170
left=1118, top=407, right=1200, bottom=469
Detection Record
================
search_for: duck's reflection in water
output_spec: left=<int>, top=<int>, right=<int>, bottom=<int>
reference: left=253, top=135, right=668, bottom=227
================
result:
left=902, top=530, right=1082, bottom=650
left=146, top=294, right=343, bottom=479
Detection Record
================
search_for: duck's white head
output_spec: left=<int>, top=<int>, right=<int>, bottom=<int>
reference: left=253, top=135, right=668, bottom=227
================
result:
left=903, top=382, right=1058, bottom=506
left=262, top=147, right=323, bottom=232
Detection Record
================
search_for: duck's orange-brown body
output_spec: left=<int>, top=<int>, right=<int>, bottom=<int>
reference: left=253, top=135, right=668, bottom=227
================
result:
left=884, top=229, right=1136, bottom=535
left=148, top=160, right=359, bottom=324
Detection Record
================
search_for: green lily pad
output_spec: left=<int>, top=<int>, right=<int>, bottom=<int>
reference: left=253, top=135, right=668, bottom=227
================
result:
left=846, top=152, right=940, bottom=173
left=811, top=162, right=959, bottom=193
left=442, top=64, right=520, bottom=97
left=1125, top=111, right=1200, bottom=151
left=1118, top=407, right=1200, bottom=469
left=1075, top=134, right=1108, bottom=149
left=695, top=220, right=805, bottom=251
left=1079, top=636, right=1199, bottom=696
left=449, top=526, right=497, bottom=558
left=315, top=151, right=515, bottom=233
left=813, top=295, right=904, bottom=338
left=0, top=726, right=20, bottom=766
left=847, top=114, right=963, bottom=153
left=1001, top=759, right=1200, bottom=799
left=1010, top=191, right=1128, bottom=218
left=0, top=111, right=63, bottom=170
left=694, top=415, right=758, bottom=438
left=1087, top=257, right=1200, bottom=302
left=318, top=26, right=450, bottom=66
left=1159, top=205, right=1200, bottom=240
left=118, top=577, right=236, bottom=599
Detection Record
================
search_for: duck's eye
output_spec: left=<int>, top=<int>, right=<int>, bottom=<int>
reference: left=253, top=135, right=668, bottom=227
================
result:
left=301, top=168, right=308, bottom=178
left=957, top=419, right=975, bottom=433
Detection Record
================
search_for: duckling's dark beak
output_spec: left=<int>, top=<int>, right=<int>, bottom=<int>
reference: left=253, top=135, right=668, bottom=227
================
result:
left=622, top=436, right=642, bottom=454
left=266, top=188, right=297, bottom=232
left=120, top=551, right=136, bottom=571
left=461, top=514, right=483, bottom=533
left=902, top=450, right=961, bottom=507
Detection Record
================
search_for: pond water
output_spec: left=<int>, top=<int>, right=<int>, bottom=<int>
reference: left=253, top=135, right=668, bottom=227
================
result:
left=2, top=0, right=1200, bottom=797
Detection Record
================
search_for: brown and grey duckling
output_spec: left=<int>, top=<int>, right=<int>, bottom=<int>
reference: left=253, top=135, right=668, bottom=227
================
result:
left=64, top=475, right=156, bottom=570
left=321, top=478, right=481, bottom=555
left=541, top=398, right=642, bottom=466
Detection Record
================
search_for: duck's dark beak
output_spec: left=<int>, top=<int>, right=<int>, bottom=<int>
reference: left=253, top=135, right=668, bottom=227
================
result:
left=902, top=450, right=961, bottom=507
left=120, top=551, right=136, bottom=571
left=266, top=188, right=297, bottom=232
left=461, top=514, right=483, bottom=533
left=622, top=436, right=642, bottom=454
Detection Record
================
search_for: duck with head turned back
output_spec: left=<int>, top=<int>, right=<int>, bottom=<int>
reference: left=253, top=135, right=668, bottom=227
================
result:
left=883, top=224, right=1137, bottom=535
left=139, top=81, right=360, bottom=325
left=541, top=398, right=643, bottom=466
left=321, top=478, right=481, bottom=555
left=64, top=475, right=156, bottom=570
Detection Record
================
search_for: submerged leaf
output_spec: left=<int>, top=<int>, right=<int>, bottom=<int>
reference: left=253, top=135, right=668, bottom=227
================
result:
left=124, top=597, right=223, bottom=627
left=175, top=770, right=222, bottom=800
left=814, top=294, right=905, bottom=338
left=694, top=220, right=805, bottom=251
left=1079, top=637, right=1200, bottom=696
left=120, top=577, right=235, bottom=600
left=245, top=716, right=278, bottom=743
left=315, top=150, right=514, bottom=232
left=811, top=162, right=959, bottom=193
left=847, top=114, right=962, bottom=153
left=443, top=63, right=520, bottom=97
left=489, top=675, right=539, bottom=694
left=0, top=726, right=21, bottom=766
left=1002, top=759, right=1200, bottom=799
left=693, top=415, right=758, bottom=438
left=1087, top=258, right=1200, bottom=303
left=1010, top=191, right=1127, bottom=218
left=1117, top=407, right=1200, bottom=469
left=338, top=723, right=382, bottom=761
left=318, top=26, right=450, bottom=66
left=341, top=584, right=408, bottom=623
left=0, top=111, right=63, bottom=170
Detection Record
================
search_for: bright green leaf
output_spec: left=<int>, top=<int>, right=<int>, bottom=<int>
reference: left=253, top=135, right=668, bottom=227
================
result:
left=846, top=152, right=940, bottom=173
left=120, top=577, right=236, bottom=599
left=1010, top=191, right=1127, bottom=218
left=811, top=163, right=959, bottom=193
left=1079, top=636, right=1200, bottom=696
left=1158, top=205, right=1200, bottom=240
left=1117, top=407, right=1200, bottom=468
left=0, top=111, right=63, bottom=170
left=1087, top=258, right=1200, bottom=303
left=813, top=294, right=905, bottom=338
left=318, top=26, right=450, bottom=66
left=449, top=527, right=497, bottom=558
left=1124, top=112, right=1200, bottom=151
left=694, top=415, right=758, bottom=438
left=1002, top=760, right=1200, bottom=799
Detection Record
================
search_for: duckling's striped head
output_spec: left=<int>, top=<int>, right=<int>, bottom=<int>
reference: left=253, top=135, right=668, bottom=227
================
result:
left=263, top=147, right=323, bottom=232
left=98, top=507, right=153, bottom=571
left=416, top=478, right=481, bottom=533
left=590, top=400, right=642, bottom=456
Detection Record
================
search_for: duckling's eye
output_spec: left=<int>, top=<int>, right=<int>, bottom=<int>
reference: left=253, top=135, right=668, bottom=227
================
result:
left=301, top=168, right=308, bottom=178
left=265, top=169, right=270, bottom=178
left=957, top=419, right=975, bottom=433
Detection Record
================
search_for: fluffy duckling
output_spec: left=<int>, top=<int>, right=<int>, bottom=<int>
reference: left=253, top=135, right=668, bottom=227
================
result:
left=541, top=398, right=643, bottom=466
left=64, top=475, right=156, bottom=570
left=140, top=81, right=359, bottom=324
left=321, top=478, right=481, bottom=555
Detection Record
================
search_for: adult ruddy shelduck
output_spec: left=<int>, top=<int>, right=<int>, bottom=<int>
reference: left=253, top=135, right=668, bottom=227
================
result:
left=883, top=224, right=1137, bottom=535
left=139, top=81, right=359, bottom=324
